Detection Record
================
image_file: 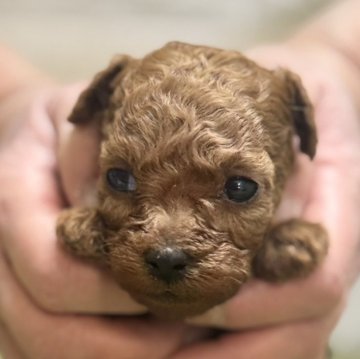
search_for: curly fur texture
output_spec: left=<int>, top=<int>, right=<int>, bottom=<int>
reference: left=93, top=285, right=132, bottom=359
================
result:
left=57, top=42, right=328, bottom=318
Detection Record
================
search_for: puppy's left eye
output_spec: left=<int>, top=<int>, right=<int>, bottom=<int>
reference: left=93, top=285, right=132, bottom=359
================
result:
left=224, top=176, right=258, bottom=203
left=106, top=168, right=137, bottom=192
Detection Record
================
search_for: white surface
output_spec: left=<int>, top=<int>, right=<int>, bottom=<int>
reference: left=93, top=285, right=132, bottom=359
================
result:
left=1, top=0, right=359, bottom=357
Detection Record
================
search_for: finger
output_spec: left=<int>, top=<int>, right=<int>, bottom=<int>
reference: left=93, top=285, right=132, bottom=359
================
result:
left=49, top=84, right=102, bottom=206
left=188, top=265, right=342, bottom=328
left=0, top=101, right=145, bottom=314
left=0, top=323, right=26, bottom=359
left=176, top=304, right=343, bottom=359
left=303, top=80, right=360, bottom=284
left=275, top=153, right=313, bottom=221
left=0, top=250, right=186, bottom=359
left=58, top=120, right=101, bottom=206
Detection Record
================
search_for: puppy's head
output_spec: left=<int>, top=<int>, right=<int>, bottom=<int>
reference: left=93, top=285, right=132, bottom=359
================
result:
left=69, top=42, right=316, bottom=318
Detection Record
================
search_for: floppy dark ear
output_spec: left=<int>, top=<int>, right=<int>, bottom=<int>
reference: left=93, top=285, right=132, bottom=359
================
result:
left=278, top=69, right=317, bottom=159
left=69, top=55, right=132, bottom=124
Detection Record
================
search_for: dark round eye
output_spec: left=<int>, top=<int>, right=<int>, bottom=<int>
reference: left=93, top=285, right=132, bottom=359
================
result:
left=106, top=168, right=137, bottom=192
left=224, top=176, right=258, bottom=203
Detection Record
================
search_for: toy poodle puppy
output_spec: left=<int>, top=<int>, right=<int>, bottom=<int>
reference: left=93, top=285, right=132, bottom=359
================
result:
left=57, top=41, right=328, bottom=319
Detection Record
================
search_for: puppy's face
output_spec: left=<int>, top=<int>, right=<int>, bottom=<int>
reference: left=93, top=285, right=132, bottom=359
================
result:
left=100, top=96, right=276, bottom=317
left=69, top=42, right=316, bottom=317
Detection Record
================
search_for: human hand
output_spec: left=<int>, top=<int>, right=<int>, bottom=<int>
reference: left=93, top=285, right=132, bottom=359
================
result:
left=0, top=84, right=196, bottom=358
left=0, top=83, right=147, bottom=314
left=172, top=44, right=360, bottom=359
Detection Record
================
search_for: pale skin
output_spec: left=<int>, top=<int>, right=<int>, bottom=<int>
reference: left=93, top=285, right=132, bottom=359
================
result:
left=1, top=1, right=360, bottom=358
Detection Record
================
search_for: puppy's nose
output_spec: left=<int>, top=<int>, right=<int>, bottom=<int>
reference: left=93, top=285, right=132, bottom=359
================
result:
left=145, top=247, right=190, bottom=283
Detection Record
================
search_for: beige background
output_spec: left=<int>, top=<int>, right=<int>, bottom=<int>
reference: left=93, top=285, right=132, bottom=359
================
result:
left=1, top=1, right=359, bottom=358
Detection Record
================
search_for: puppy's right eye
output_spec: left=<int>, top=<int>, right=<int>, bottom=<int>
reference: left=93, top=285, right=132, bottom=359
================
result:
left=106, top=168, right=137, bottom=192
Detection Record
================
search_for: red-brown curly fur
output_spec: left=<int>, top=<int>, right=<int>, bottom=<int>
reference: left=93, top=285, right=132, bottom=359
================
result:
left=57, top=42, right=327, bottom=318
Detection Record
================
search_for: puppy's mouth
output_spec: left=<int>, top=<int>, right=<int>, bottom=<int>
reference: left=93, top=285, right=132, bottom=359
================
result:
left=108, top=241, right=252, bottom=317
left=130, top=283, right=240, bottom=319
left=125, top=258, right=246, bottom=318
left=149, top=290, right=180, bottom=302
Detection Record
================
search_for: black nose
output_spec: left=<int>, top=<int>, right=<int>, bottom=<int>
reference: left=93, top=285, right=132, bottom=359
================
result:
left=145, top=247, right=190, bottom=283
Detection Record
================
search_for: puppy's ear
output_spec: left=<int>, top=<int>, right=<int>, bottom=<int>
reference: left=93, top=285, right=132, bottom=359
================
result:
left=69, top=55, right=133, bottom=124
left=278, top=69, right=317, bottom=159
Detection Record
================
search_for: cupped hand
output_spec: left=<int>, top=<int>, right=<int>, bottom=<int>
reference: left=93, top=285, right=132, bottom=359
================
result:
left=0, top=85, right=197, bottom=358
left=0, top=84, right=147, bottom=314
left=176, top=44, right=360, bottom=358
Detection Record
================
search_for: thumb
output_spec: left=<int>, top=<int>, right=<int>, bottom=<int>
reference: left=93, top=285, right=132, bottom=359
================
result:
left=51, top=84, right=101, bottom=206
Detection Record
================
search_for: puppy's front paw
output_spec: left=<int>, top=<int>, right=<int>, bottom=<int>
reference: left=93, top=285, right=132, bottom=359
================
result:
left=56, top=208, right=107, bottom=261
left=253, top=219, right=328, bottom=282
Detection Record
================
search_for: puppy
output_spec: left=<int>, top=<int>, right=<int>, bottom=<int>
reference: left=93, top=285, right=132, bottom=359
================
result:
left=57, top=41, right=328, bottom=319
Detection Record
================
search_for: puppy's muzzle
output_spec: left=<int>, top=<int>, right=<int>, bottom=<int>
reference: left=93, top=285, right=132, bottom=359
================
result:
left=145, top=247, right=192, bottom=284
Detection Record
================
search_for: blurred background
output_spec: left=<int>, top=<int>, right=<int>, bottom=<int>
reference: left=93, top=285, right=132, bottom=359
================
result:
left=0, top=1, right=359, bottom=358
